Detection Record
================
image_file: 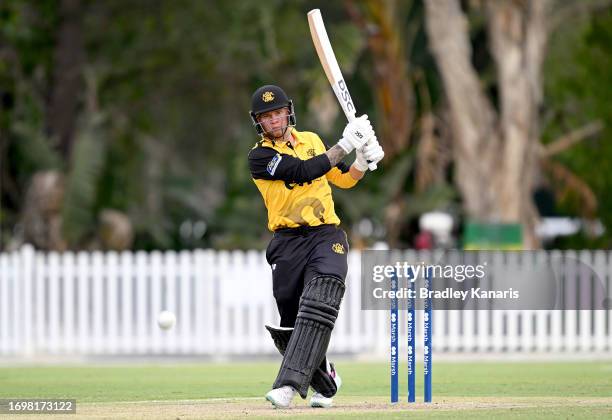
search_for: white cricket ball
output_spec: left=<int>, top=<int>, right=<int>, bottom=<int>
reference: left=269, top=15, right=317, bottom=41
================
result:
left=157, top=310, right=176, bottom=330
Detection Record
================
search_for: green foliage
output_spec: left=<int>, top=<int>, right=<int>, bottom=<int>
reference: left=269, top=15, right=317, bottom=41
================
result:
left=543, top=7, right=612, bottom=246
left=61, top=114, right=108, bottom=245
left=0, top=0, right=59, bottom=240
left=1, top=0, right=610, bottom=250
left=10, top=121, right=61, bottom=176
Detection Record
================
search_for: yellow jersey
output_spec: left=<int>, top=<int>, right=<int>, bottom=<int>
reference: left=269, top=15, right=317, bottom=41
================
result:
left=248, top=129, right=359, bottom=231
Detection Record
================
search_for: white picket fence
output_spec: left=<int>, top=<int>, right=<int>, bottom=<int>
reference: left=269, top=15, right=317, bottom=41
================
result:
left=0, top=245, right=611, bottom=357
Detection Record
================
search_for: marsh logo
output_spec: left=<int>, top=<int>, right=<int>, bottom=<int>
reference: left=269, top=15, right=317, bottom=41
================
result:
left=267, top=153, right=282, bottom=175
left=332, top=243, right=345, bottom=254
left=262, top=91, right=275, bottom=102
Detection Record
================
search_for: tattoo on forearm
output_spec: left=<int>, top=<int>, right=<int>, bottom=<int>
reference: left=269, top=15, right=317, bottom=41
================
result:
left=325, top=144, right=347, bottom=167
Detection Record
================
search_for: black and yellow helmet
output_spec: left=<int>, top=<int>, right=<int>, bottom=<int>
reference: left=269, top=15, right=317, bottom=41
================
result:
left=249, top=85, right=296, bottom=135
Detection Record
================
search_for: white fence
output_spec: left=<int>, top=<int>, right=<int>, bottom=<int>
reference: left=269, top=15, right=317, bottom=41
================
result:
left=0, top=246, right=611, bottom=357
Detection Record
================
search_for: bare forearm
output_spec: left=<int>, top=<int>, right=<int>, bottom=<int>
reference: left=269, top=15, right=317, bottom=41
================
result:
left=349, top=165, right=365, bottom=180
left=325, top=144, right=348, bottom=167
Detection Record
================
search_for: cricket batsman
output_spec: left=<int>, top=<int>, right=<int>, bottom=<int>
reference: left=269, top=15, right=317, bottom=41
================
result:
left=247, top=85, right=384, bottom=408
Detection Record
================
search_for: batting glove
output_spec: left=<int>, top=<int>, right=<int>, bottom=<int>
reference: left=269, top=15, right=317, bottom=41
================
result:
left=337, top=115, right=374, bottom=154
left=361, top=137, right=384, bottom=167
left=353, top=148, right=370, bottom=172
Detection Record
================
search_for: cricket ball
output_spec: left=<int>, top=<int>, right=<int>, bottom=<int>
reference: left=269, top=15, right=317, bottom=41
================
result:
left=157, top=310, right=176, bottom=330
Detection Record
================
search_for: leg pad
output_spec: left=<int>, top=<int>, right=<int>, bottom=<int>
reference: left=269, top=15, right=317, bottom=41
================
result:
left=272, top=275, right=345, bottom=398
left=265, top=324, right=338, bottom=397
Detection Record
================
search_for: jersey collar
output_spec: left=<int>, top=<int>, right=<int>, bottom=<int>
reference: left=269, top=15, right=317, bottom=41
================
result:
left=262, top=129, right=303, bottom=148
left=289, top=129, right=304, bottom=146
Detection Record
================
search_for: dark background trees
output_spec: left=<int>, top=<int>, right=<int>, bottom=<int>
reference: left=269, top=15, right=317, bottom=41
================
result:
left=1, top=0, right=610, bottom=251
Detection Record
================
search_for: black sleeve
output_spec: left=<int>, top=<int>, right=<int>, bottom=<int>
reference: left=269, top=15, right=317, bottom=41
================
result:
left=334, top=161, right=351, bottom=174
left=248, top=146, right=332, bottom=183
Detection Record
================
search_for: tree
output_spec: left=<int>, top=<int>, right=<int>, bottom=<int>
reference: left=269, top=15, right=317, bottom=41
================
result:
left=425, top=0, right=550, bottom=248
left=345, top=0, right=414, bottom=158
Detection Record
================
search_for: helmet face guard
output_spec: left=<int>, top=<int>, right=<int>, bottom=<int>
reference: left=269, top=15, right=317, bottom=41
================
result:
left=250, top=100, right=296, bottom=136
left=249, top=85, right=296, bottom=136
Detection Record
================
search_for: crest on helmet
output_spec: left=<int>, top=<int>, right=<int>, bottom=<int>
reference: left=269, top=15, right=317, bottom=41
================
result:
left=262, top=91, right=275, bottom=102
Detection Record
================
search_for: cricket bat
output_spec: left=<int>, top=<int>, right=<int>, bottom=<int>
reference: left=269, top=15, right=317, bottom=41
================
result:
left=307, top=9, right=377, bottom=170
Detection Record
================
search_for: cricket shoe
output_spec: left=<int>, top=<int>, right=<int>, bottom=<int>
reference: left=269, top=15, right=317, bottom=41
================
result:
left=265, top=385, right=297, bottom=409
left=310, top=362, right=342, bottom=408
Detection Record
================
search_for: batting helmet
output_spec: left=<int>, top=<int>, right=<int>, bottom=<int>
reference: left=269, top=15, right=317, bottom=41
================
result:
left=249, top=85, right=296, bottom=135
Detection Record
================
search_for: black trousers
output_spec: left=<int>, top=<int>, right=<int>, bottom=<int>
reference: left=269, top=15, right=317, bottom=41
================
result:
left=266, top=224, right=349, bottom=327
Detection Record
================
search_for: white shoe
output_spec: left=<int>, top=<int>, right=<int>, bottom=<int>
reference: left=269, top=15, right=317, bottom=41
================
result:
left=265, top=385, right=297, bottom=408
left=310, top=392, right=333, bottom=408
left=310, top=362, right=342, bottom=408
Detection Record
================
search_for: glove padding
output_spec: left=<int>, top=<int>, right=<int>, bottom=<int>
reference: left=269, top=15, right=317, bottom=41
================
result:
left=353, top=148, right=369, bottom=172
left=337, top=115, right=374, bottom=154
left=354, top=137, right=384, bottom=171
left=362, top=138, right=384, bottom=165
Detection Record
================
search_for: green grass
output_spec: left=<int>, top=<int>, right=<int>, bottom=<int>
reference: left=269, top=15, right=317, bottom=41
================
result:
left=1, top=361, right=611, bottom=418
left=2, top=361, right=610, bottom=401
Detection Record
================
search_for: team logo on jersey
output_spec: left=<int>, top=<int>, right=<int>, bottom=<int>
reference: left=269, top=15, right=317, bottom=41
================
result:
left=262, top=91, right=275, bottom=102
left=332, top=243, right=345, bottom=254
left=267, top=153, right=282, bottom=175
left=307, top=148, right=316, bottom=157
